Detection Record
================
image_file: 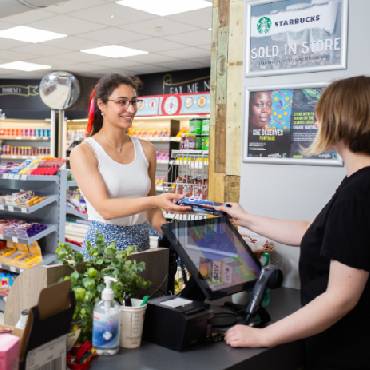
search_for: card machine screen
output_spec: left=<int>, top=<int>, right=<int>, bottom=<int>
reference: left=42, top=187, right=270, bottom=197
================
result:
left=163, top=217, right=261, bottom=298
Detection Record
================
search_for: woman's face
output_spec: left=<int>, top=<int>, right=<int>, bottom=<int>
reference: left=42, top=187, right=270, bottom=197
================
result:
left=98, top=84, right=137, bottom=130
left=251, top=92, right=272, bottom=129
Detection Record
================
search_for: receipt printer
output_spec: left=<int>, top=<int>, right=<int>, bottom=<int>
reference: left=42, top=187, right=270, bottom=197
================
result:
left=143, top=296, right=212, bottom=350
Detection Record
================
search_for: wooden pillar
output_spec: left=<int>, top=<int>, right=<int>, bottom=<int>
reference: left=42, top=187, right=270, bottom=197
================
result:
left=209, top=0, right=244, bottom=203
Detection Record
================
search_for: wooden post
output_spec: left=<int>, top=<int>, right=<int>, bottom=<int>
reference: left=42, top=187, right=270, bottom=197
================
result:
left=209, top=0, right=244, bottom=203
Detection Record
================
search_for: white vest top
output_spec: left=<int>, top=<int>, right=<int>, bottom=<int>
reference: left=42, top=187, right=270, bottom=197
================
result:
left=83, top=136, right=151, bottom=226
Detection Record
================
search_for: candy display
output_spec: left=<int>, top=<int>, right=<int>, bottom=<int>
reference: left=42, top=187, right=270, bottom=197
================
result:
left=0, top=157, right=65, bottom=176
left=0, top=219, right=48, bottom=239
left=0, top=240, right=42, bottom=270
left=67, top=188, right=87, bottom=216
left=128, top=127, right=171, bottom=138
left=0, top=190, right=46, bottom=208
left=0, top=144, right=50, bottom=157
left=0, top=128, right=50, bottom=138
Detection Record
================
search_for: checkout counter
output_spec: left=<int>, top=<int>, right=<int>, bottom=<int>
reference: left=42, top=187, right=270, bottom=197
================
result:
left=91, top=288, right=304, bottom=370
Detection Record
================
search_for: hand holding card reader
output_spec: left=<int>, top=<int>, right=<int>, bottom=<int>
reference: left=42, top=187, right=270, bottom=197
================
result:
left=143, top=296, right=212, bottom=351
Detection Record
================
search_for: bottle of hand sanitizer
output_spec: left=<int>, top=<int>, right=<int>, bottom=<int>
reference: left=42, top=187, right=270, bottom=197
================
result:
left=92, top=276, right=121, bottom=355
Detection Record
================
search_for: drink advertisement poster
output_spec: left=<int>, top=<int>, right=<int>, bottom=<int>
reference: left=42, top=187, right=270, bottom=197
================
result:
left=245, top=0, right=348, bottom=75
left=244, top=84, right=342, bottom=165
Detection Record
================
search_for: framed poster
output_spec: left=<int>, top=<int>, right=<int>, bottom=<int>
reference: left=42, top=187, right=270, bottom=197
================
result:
left=243, top=84, right=342, bottom=165
left=245, top=0, right=348, bottom=76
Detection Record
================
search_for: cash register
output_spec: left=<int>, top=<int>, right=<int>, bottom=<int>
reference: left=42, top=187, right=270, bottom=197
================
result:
left=143, top=216, right=282, bottom=350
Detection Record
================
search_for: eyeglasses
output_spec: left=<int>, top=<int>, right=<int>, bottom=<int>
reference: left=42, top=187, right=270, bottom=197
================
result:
left=107, top=97, right=143, bottom=109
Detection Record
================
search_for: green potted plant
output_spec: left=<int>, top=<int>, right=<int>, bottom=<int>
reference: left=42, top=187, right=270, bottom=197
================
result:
left=56, top=233, right=150, bottom=342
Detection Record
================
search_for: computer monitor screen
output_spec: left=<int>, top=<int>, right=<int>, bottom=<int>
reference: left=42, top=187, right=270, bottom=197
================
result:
left=162, top=217, right=262, bottom=300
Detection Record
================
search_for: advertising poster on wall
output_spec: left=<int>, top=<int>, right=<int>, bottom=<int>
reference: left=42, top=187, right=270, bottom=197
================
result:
left=245, top=0, right=348, bottom=75
left=244, top=84, right=342, bottom=165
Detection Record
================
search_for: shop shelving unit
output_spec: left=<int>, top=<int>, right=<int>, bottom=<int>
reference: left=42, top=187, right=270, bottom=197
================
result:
left=0, top=119, right=52, bottom=161
left=0, top=169, right=67, bottom=273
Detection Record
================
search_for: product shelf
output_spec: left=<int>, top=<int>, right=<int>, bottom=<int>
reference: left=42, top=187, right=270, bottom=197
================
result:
left=67, top=180, right=77, bottom=187
left=137, top=136, right=181, bottom=142
left=0, top=195, right=58, bottom=214
left=169, top=160, right=209, bottom=168
left=0, top=155, right=39, bottom=160
left=0, top=224, right=57, bottom=244
left=157, top=159, right=170, bottom=165
left=66, top=206, right=87, bottom=220
left=0, top=174, right=59, bottom=182
left=0, top=253, right=57, bottom=274
left=0, top=136, right=49, bottom=141
left=171, top=149, right=209, bottom=155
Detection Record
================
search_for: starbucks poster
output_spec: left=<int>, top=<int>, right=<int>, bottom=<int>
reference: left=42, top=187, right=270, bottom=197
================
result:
left=244, top=84, right=342, bottom=165
left=245, top=0, right=348, bottom=75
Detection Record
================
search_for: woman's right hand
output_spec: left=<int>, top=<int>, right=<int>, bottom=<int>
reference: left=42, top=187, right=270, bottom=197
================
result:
left=154, top=193, right=191, bottom=212
left=214, top=202, right=248, bottom=226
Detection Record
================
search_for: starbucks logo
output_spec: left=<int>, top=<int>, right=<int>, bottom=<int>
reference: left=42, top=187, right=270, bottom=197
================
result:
left=257, top=16, right=271, bottom=34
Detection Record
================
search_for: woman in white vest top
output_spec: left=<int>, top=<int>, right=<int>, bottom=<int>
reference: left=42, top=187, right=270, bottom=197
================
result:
left=70, top=74, right=187, bottom=254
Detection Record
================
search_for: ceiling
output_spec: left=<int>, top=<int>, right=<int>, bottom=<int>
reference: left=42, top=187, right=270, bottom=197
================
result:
left=0, top=0, right=212, bottom=79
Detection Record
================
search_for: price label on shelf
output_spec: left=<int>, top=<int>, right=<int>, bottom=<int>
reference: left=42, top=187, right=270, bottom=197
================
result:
left=0, top=204, right=4, bottom=210
left=21, top=208, right=27, bottom=213
left=13, top=175, right=20, bottom=180
left=7, top=205, right=14, bottom=212
left=11, top=236, right=18, bottom=243
left=21, top=175, right=28, bottom=180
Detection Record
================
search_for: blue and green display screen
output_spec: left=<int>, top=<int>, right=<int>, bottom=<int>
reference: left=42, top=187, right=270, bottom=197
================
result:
left=173, top=219, right=261, bottom=292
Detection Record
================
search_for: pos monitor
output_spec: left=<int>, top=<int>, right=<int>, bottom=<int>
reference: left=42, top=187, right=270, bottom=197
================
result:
left=162, top=216, right=262, bottom=300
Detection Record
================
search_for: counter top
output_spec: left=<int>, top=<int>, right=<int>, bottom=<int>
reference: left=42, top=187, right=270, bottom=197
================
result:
left=91, top=288, right=304, bottom=370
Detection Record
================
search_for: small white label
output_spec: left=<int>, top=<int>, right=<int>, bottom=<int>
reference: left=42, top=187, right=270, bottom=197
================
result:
left=21, top=207, right=27, bottom=213
left=21, top=175, right=28, bottom=180
left=13, top=174, right=20, bottom=180
left=0, top=204, right=4, bottom=210
left=7, top=205, right=14, bottom=212
left=11, top=236, right=18, bottom=243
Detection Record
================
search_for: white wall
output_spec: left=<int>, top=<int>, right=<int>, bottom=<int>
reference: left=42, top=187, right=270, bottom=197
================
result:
left=240, top=0, right=369, bottom=288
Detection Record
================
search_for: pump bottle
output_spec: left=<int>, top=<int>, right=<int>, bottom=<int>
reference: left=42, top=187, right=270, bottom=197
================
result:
left=92, top=276, right=121, bottom=355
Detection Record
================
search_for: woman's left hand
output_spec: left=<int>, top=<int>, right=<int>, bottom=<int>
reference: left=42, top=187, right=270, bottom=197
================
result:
left=225, top=324, right=269, bottom=348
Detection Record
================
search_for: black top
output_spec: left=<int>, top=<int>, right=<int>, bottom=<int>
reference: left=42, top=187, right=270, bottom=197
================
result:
left=299, top=166, right=370, bottom=370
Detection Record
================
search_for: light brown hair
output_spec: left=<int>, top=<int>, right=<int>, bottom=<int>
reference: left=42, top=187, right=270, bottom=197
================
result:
left=309, top=75, right=370, bottom=155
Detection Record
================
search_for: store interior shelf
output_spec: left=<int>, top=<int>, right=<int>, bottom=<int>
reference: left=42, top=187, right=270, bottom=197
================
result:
left=157, top=159, right=170, bottom=165
left=169, top=160, right=209, bottom=168
left=0, top=155, right=39, bottom=160
left=0, top=195, right=58, bottom=214
left=67, top=180, right=77, bottom=187
left=0, top=174, right=59, bottom=182
left=0, top=136, right=49, bottom=141
left=0, top=253, right=57, bottom=274
left=67, top=206, right=87, bottom=220
left=0, top=261, right=24, bottom=274
left=137, top=137, right=181, bottom=142
left=171, top=149, right=209, bottom=155
left=0, top=224, right=57, bottom=244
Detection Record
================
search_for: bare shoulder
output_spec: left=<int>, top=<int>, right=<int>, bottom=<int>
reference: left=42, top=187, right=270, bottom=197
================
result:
left=138, top=139, right=156, bottom=159
left=70, top=140, right=97, bottom=165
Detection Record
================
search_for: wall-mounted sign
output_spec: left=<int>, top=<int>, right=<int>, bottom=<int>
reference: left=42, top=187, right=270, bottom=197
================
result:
left=136, top=93, right=210, bottom=117
left=163, top=74, right=210, bottom=94
left=0, top=85, right=39, bottom=97
left=245, top=0, right=348, bottom=76
left=243, top=84, right=342, bottom=166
